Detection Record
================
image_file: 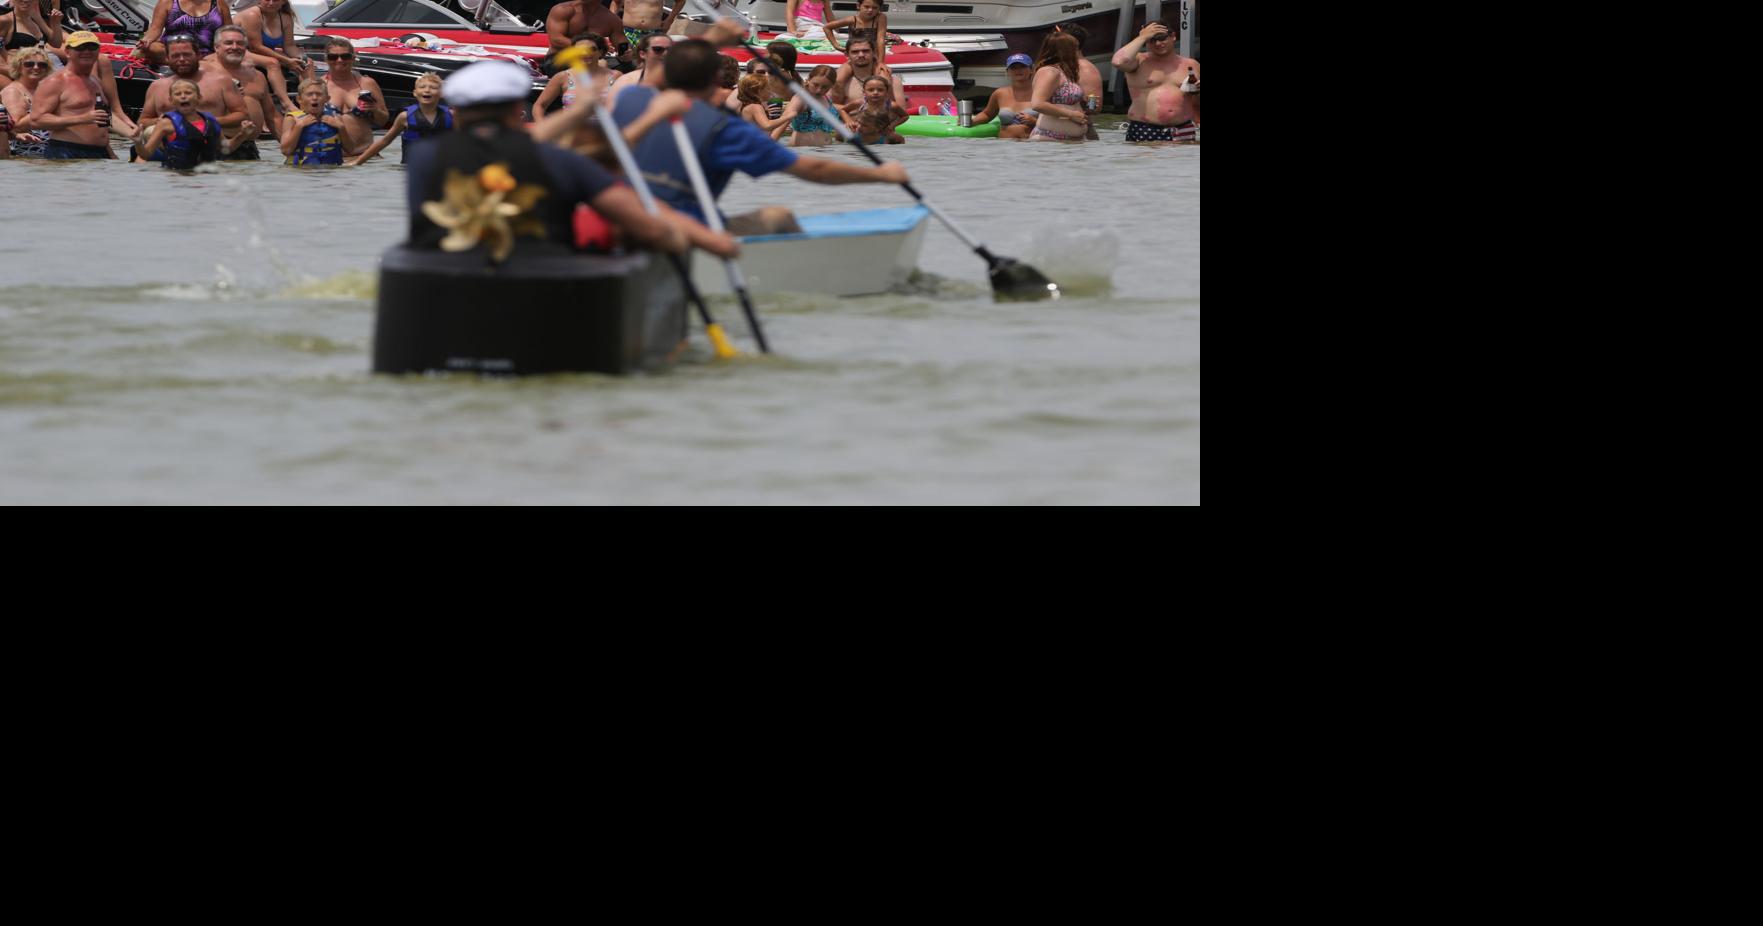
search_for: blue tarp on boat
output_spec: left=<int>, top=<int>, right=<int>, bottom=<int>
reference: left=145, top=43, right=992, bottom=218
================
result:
left=740, top=206, right=930, bottom=243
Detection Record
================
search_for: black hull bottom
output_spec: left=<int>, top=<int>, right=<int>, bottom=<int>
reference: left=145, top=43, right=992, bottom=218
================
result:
left=373, top=246, right=687, bottom=377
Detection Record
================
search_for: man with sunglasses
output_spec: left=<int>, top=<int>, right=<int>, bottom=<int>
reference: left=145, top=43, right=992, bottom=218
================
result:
left=1111, top=20, right=1199, bottom=143
left=135, top=33, right=244, bottom=160
left=607, top=32, right=670, bottom=108
left=30, top=31, right=136, bottom=158
left=321, top=37, right=387, bottom=157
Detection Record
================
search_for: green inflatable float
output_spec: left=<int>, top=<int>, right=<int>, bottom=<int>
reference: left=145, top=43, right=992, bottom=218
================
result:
left=895, top=115, right=1001, bottom=139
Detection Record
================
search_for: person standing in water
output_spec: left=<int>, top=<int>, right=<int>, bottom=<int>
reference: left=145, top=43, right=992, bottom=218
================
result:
left=972, top=53, right=1038, bottom=140
left=1112, top=20, right=1200, bottom=143
left=138, top=76, right=255, bottom=168
left=350, top=71, right=452, bottom=165
left=1027, top=32, right=1088, bottom=142
left=202, top=26, right=278, bottom=160
left=32, top=31, right=132, bottom=158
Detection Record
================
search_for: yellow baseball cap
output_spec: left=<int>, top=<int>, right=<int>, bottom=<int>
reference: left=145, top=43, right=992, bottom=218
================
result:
left=65, top=31, right=103, bottom=48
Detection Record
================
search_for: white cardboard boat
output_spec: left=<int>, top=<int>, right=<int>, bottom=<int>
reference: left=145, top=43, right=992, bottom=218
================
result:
left=692, top=206, right=930, bottom=297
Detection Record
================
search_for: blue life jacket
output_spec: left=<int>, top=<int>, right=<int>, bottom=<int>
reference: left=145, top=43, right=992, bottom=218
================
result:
left=161, top=110, right=221, bottom=169
left=611, top=87, right=732, bottom=223
left=401, top=104, right=453, bottom=163
left=290, top=104, right=343, bottom=166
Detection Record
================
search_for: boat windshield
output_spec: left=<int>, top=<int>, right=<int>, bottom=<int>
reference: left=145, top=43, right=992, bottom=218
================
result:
left=308, top=0, right=539, bottom=30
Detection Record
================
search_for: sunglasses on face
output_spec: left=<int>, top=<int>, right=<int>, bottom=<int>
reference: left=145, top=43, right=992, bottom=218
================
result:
left=1149, top=33, right=1172, bottom=42
left=328, top=53, right=355, bottom=60
left=22, top=60, right=51, bottom=68
left=648, top=46, right=670, bottom=55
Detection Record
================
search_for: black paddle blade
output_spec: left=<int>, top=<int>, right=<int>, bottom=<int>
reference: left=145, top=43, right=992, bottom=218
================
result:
left=989, top=257, right=1061, bottom=302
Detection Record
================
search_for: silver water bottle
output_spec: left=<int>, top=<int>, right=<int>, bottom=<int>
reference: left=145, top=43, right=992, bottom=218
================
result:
left=957, top=99, right=973, bottom=127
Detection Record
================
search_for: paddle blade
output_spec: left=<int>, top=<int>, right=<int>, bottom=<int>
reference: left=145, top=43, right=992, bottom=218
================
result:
left=706, top=323, right=739, bottom=360
left=989, top=257, right=1061, bottom=302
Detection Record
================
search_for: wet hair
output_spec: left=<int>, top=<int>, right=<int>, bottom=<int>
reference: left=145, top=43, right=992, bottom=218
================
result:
left=296, top=78, right=327, bottom=99
left=168, top=77, right=201, bottom=97
left=1034, top=32, right=1080, bottom=82
left=862, top=75, right=890, bottom=92
left=764, top=40, right=797, bottom=72
left=716, top=54, right=741, bottom=89
left=414, top=73, right=444, bottom=90
left=661, top=38, right=721, bottom=92
left=736, top=73, right=770, bottom=107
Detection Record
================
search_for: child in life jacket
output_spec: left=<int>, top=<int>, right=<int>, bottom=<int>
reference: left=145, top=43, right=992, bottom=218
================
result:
left=281, top=78, right=346, bottom=166
left=349, top=73, right=454, bottom=165
left=138, top=78, right=257, bottom=169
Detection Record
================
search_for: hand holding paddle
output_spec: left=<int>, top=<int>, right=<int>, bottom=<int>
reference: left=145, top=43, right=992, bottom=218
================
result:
left=670, top=118, right=771, bottom=354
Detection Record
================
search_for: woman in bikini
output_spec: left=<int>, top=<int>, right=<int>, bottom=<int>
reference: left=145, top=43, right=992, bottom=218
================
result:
left=136, top=0, right=233, bottom=67
left=1027, top=32, right=1089, bottom=143
left=236, top=0, right=309, bottom=113
left=1, top=0, right=65, bottom=53
left=533, top=32, right=615, bottom=116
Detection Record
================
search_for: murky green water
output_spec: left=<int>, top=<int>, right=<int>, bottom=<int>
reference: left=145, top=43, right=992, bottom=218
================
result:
left=0, top=121, right=1198, bottom=504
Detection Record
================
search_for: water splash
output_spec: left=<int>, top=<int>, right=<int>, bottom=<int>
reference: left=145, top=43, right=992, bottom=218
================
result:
left=1021, top=226, right=1118, bottom=298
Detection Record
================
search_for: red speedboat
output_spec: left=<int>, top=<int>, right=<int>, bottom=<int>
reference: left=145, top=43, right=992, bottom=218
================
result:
left=308, top=0, right=959, bottom=113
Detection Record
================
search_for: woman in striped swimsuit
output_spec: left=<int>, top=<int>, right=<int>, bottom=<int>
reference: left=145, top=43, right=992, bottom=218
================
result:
left=1027, top=33, right=1090, bottom=142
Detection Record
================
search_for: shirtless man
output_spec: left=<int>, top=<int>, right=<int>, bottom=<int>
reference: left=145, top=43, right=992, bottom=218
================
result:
left=972, top=53, right=1037, bottom=140
left=547, top=0, right=627, bottom=58
left=30, top=31, right=128, bottom=158
left=136, top=34, right=245, bottom=160
left=202, top=25, right=278, bottom=160
left=1111, top=21, right=1200, bottom=142
left=613, top=1, right=681, bottom=56
left=320, top=36, right=388, bottom=156
left=830, top=37, right=904, bottom=111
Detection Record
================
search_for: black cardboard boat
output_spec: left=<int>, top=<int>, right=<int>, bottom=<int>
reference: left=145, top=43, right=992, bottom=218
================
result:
left=373, top=247, right=687, bottom=376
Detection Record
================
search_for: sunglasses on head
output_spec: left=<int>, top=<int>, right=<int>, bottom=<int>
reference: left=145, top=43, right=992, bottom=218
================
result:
left=328, top=52, right=355, bottom=60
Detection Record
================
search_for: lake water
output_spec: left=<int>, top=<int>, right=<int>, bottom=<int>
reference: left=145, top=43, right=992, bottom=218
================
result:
left=0, top=120, right=1199, bottom=504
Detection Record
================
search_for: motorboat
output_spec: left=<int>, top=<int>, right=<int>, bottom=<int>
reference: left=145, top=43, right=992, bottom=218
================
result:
left=738, top=0, right=1200, bottom=98
left=690, top=205, right=929, bottom=297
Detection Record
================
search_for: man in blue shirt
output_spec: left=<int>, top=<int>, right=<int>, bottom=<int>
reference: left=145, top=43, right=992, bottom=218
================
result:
left=611, top=38, right=909, bottom=235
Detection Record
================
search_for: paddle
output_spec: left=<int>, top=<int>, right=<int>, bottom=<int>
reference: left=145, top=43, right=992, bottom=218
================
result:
left=752, top=46, right=1061, bottom=302
left=558, top=46, right=737, bottom=360
left=668, top=118, right=771, bottom=354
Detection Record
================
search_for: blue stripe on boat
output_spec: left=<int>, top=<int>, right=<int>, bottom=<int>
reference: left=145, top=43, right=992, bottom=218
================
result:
left=739, top=206, right=930, bottom=243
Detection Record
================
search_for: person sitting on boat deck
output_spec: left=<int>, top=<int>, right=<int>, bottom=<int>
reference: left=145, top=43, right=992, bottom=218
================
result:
left=612, top=38, right=910, bottom=236
left=2, top=0, right=63, bottom=56
left=778, top=65, right=840, bottom=147
left=784, top=0, right=829, bottom=40
left=201, top=26, right=278, bottom=161
left=282, top=77, right=344, bottom=165
left=349, top=72, right=451, bottom=165
left=607, top=31, right=671, bottom=109
left=824, top=0, right=889, bottom=65
left=134, top=33, right=245, bottom=162
left=2, top=45, right=55, bottom=157
left=847, top=74, right=905, bottom=144
left=320, top=37, right=388, bottom=157
left=1028, top=32, right=1089, bottom=143
left=1051, top=21, right=1104, bottom=140
left=1111, top=20, right=1200, bottom=143
left=135, top=0, right=232, bottom=67
left=547, top=0, right=628, bottom=63
left=613, top=0, right=681, bottom=61
left=138, top=76, right=255, bottom=168
left=31, top=31, right=130, bottom=158
left=973, top=53, right=1038, bottom=140
left=534, top=32, right=616, bottom=116
left=710, top=53, right=740, bottom=112
left=408, top=59, right=737, bottom=262
left=830, top=37, right=904, bottom=113
left=235, top=0, right=311, bottom=114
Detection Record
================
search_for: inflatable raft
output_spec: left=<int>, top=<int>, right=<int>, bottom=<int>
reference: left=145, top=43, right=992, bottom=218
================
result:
left=895, top=115, right=1001, bottom=139
left=373, top=247, right=686, bottom=376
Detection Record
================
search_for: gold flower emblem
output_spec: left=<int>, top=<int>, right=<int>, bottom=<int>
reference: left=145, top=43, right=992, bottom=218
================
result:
left=420, top=163, right=549, bottom=263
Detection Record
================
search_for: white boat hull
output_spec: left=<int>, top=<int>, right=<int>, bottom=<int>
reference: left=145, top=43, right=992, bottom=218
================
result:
left=692, top=206, right=931, bottom=297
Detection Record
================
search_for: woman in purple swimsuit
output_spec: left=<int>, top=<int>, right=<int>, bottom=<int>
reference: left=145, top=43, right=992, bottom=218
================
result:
left=1028, top=32, right=1090, bottom=143
left=135, top=0, right=232, bottom=67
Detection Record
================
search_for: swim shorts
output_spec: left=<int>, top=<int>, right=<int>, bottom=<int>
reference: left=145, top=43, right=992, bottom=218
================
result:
left=1125, top=119, right=1196, bottom=142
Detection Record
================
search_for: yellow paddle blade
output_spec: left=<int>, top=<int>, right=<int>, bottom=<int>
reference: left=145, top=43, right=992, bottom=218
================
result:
left=554, top=46, right=589, bottom=72
left=706, top=324, right=739, bottom=360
